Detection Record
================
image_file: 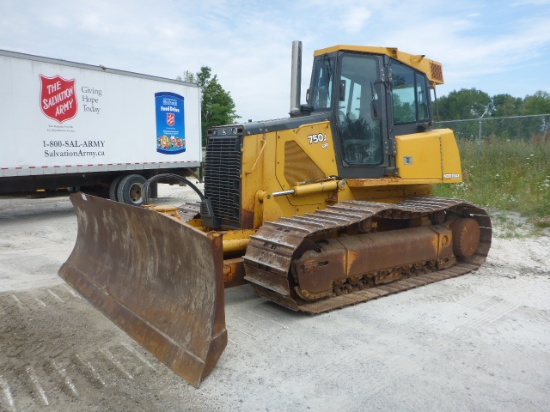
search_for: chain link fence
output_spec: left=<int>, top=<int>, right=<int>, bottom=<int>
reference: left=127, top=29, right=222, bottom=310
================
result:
left=435, top=114, right=550, bottom=142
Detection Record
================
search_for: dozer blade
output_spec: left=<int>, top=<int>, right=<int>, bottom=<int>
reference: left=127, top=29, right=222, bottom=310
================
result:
left=59, top=193, right=227, bottom=388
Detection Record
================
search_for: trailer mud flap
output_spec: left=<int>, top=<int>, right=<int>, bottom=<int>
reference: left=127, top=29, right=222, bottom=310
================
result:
left=59, top=193, right=227, bottom=387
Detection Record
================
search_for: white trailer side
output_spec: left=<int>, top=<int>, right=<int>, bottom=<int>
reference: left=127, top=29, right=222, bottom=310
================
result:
left=0, top=50, right=202, bottom=204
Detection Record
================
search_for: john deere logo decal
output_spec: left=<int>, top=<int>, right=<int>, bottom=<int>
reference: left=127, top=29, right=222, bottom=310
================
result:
left=40, top=74, right=78, bottom=123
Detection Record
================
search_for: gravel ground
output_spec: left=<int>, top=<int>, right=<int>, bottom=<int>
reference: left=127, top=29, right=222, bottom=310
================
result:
left=0, top=188, right=549, bottom=411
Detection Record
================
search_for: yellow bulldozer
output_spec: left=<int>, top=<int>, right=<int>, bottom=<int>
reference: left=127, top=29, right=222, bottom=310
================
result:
left=59, top=42, right=492, bottom=387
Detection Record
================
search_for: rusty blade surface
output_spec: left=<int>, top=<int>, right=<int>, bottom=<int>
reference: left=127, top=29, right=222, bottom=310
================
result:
left=59, top=193, right=227, bottom=388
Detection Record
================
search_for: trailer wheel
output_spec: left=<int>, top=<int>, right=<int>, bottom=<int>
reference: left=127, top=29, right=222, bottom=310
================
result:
left=109, top=175, right=126, bottom=201
left=116, top=174, right=147, bottom=206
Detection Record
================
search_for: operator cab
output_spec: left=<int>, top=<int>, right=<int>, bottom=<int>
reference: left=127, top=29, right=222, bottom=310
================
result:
left=306, top=46, right=437, bottom=178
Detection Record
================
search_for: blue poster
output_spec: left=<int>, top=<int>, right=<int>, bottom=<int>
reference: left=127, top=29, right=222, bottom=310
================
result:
left=155, top=92, right=186, bottom=154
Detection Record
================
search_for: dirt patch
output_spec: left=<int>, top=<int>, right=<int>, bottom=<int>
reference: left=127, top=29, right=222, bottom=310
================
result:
left=0, top=190, right=549, bottom=411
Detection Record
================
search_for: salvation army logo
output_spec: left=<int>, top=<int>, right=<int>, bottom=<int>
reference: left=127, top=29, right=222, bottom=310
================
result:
left=166, top=112, right=176, bottom=127
left=40, top=75, right=78, bottom=123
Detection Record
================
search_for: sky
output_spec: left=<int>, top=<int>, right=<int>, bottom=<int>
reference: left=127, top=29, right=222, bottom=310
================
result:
left=1, top=0, right=549, bottom=122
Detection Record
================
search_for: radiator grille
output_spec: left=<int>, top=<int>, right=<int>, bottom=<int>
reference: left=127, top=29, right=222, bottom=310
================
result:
left=204, top=134, right=242, bottom=229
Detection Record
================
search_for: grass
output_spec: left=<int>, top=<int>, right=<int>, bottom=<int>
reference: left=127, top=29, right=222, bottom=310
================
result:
left=434, top=138, right=550, bottom=236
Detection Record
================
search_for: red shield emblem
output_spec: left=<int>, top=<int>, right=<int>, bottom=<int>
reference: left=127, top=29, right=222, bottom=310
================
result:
left=40, top=75, right=78, bottom=123
left=167, top=112, right=176, bottom=126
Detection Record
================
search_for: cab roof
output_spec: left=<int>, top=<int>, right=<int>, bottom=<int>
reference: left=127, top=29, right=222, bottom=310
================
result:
left=314, top=45, right=444, bottom=85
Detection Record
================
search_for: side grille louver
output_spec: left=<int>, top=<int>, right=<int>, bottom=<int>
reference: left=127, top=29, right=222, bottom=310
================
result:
left=203, top=134, right=242, bottom=229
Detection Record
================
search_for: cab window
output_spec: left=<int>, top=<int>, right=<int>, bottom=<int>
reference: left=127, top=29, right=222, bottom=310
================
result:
left=310, top=55, right=335, bottom=110
left=392, top=60, right=430, bottom=124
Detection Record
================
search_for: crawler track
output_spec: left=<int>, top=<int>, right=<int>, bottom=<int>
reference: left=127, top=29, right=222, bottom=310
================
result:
left=244, top=197, right=492, bottom=314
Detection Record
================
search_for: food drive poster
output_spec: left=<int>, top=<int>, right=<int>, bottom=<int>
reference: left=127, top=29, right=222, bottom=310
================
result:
left=155, top=92, right=186, bottom=154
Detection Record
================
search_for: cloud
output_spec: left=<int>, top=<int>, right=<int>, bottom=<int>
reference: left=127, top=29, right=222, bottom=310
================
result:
left=512, top=0, right=550, bottom=5
left=1, top=0, right=549, bottom=119
left=342, top=7, right=372, bottom=33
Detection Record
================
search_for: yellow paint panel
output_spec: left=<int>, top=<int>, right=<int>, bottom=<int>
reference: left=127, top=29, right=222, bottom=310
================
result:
left=440, top=129, right=463, bottom=183
left=346, top=178, right=441, bottom=187
left=395, top=128, right=462, bottom=183
left=275, top=121, right=340, bottom=207
left=240, top=120, right=345, bottom=226
left=276, top=121, right=339, bottom=189
left=396, top=131, right=442, bottom=179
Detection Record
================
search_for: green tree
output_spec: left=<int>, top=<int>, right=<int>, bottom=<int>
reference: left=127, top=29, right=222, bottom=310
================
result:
left=522, top=91, right=550, bottom=115
left=437, top=88, right=491, bottom=120
left=491, top=94, right=523, bottom=117
left=180, top=67, right=238, bottom=146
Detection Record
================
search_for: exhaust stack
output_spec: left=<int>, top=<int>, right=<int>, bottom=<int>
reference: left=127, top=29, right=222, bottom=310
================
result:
left=290, top=40, right=302, bottom=117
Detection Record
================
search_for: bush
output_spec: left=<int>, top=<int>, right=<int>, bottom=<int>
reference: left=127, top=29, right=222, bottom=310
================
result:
left=434, top=139, right=550, bottom=222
